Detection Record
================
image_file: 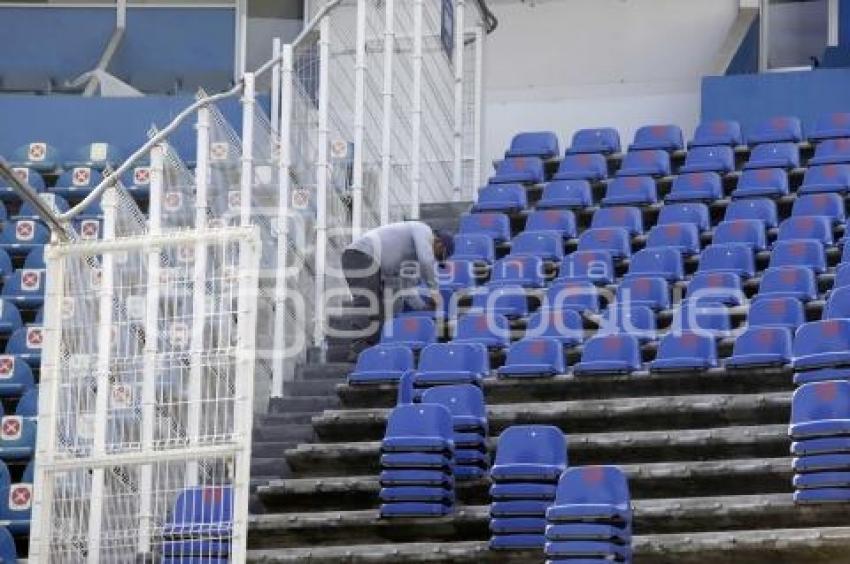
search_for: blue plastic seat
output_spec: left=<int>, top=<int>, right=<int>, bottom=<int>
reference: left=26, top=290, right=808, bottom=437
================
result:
left=573, top=334, right=641, bottom=375
left=546, top=281, right=600, bottom=313
left=0, top=527, right=14, bottom=562
left=0, top=167, right=45, bottom=203
left=545, top=523, right=632, bottom=543
left=510, top=232, right=564, bottom=263
left=789, top=381, right=850, bottom=439
left=162, top=485, right=233, bottom=543
left=627, top=248, right=683, bottom=281
left=524, top=308, right=584, bottom=346
left=769, top=240, right=826, bottom=273
left=537, top=180, right=592, bottom=210
left=687, top=272, right=744, bottom=306
left=672, top=302, right=731, bottom=337
left=489, top=256, right=546, bottom=288
left=491, top=425, right=567, bottom=482
left=567, top=128, right=621, bottom=155
left=578, top=228, right=631, bottom=259
left=382, top=403, right=454, bottom=452
left=0, top=300, right=22, bottom=337
left=629, top=124, right=684, bottom=152
left=16, top=193, right=69, bottom=221
left=455, top=313, right=511, bottom=350
left=793, top=320, right=850, bottom=373
left=713, top=219, right=767, bottom=250
left=810, top=113, right=850, bottom=142
left=349, top=344, right=415, bottom=384
left=725, top=198, right=778, bottom=228
left=545, top=540, right=631, bottom=560
left=793, top=193, right=845, bottom=225
left=795, top=488, right=850, bottom=504
left=381, top=317, right=437, bottom=350
left=0, top=220, right=49, bottom=256
left=437, top=259, right=477, bottom=293
left=5, top=327, right=43, bottom=368
left=558, top=251, right=615, bottom=285
left=697, top=244, right=755, bottom=278
left=122, top=164, right=152, bottom=199
left=646, top=223, right=700, bottom=255
left=11, top=142, right=61, bottom=172
left=679, top=146, right=734, bottom=174
left=835, top=264, right=850, bottom=290
left=657, top=202, right=710, bottom=232
left=748, top=296, right=805, bottom=330
left=472, top=184, right=528, bottom=213
left=491, top=157, right=544, bottom=184
left=617, top=150, right=671, bottom=177
left=0, top=354, right=33, bottom=398
left=798, top=164, right=850, bottom=194
left=651, top=332, right=717, bottom=372
left=791, top=438, right=850, bottom=457
left=452, top=234, right=495, bottom=263
left=2, top=270, right=46, bottom=309
left=732, top=168, right=789, bottom=199
left=498, top=338, right=566, bottom=378
left=747, top=116, right=803, bottom=145
left=471, top=286, right=528, bottom=318
left=546, top=466, right=631, bottom=523
left=616, top=276, right=670, bottom=310
left=553, top=154, right=607, bottom=182
left=758, top=266, right=818, bottom=302
left=506, top=131, right=560, bottom=159
left=794, top=474, right=850, bottom=494
left=601, top=176, right=657, bottom=206
left=809, top=138, right=850, bottom=165
left=598, top=305, right=656, bottom=342
left=459, top=212, right=511, bottom=243
left=690, top=120, right=742, bottom=147
left=726, top=326, right=792, bottom=369
left=743, top=142, right=800, bottom=170
left=525, top=210, right=577, bottom=239
left=66, top=142, right=125, bottom=170
left=777, top=216, right=833, bottom=245
left=491, top=482, right=557, bottom=500
left=421, top=384, right=487, bottom=432
left=590, top=206, right=644, bottom=236
left=0, top=461, right=32, bottom=534
left=50, top=167, right=104, bottom=200
left=665, top=172, right=723, bottom=203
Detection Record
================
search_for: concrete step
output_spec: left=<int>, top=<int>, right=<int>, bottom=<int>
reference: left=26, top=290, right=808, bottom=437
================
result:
left=248, top=493, right=842, bottom=550
left=248, top=526, right=850, bottom=563
left=337, top=368, right=793, bottom=409
left=251, top=457, right=293, bottom=481
left=257, top=412, right=315, bottom=426
left=254, top=422, right=315, bottom=443
left=257, top=457, right=793, bottom=513
left=297, top=362, right=354, bottom=381
left=285, top=423, right=789, bottom=477
left=282, top=378, right=343, bottom=397
left=313, top=391, right=791, bottom=442
left=269, top=395, right=340, bottom=414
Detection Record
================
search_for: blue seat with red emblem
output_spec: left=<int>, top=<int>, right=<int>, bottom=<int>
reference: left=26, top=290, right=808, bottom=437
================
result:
left=732, top=168, right=789, bottom=199
left=380, top=317, right=437, bottom=351
left=809, top=138, right=850, bottom=165
left=679, top=146, right=734, bottom=174
left=566, top=128, right=621, bottom=155
left=455, top=313, right=511, bottom=350
left=601, top=176, right=657, bottom=207
left=616, top=276, right=670, bottom=310
left=506, top=132, right=560, bottom=160
left=799, top=164, right=850, bottom=195
left=629, top=124, right=684, bottom=152
left=713, top=220, right=767, bottom=251
left=810, top=113, right=850, bottom=142
left=746, top=116, right=803, bottom=145
left=552, top=153, right=607, bottom=182
left=573, top=334, right=641, bottom=375
left=489, top=256, right=546, bottom=288
left=690, top=120, right=742, bottom=147
left=578, top=228, right=631, bottom=259
left=557, top=251, right=614, bottom=285
left=658, top=202, right=710, bottom=232
left=525, top=210, right=577, bottom=239
left=646, top=223, right=700, bottom=255
left=725, top=198, right=778, bottom=228
left=498, top=338, right=566, bottom=378
left=748, top=297, right=805, bottom=330
left=726, top=327, right=792, bottom=369
left=536, top=180, right=592, bottom=210
left=743, top=143, right=800, bottom=170
left=349, top=345, right=415, bottom=384
left=491, top=157, right=545, bottom=185
left=459, top=212, right=511, bottom=243
left=472, top=184, right=528, bottom=213
left=616, top=150, right=670, bottom=177
left=665, top=172, right=723, bottom=203
left=591, top=206, right=644, bottom=236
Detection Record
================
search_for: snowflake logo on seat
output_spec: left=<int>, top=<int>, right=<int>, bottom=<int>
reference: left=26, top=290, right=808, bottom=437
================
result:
left=780, top=268, right=798, bottom=283
left=21, top=270, right=40, bottom=291
left=72, top=167, right=91, bottom=187
left=15, top=221, right=34, bottom=242
left=822, top=320, right=842, bottom=337
left=80, top=220, right=100, bottom=240
left=26, top=327, right=43, bottom=348
left=710, top=121, right=727, bottom=134
left=528, top=340, right=546, bottom=356
left=9, top=484, right=31, bottom=510
left=210, top=142, right=230, bottom=161
left=0, top=357, right=14, bottom=377
left=133, top=167, right=151, bottom=186
left=755, top=330, right=775, bottom=346
left=27, top=143, right=46, bottom=162
left=1, top=417, right=21, bottom=441
left=12, top=168, right=28, bottom=183
left=164, top=192, right=182, bottom=211
left=770, top=117, right=788, bottom=129
left=582, top=466, right=605, bottom=484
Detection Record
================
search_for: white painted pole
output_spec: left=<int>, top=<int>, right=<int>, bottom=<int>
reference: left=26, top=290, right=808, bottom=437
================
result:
left=241, top=72, right=256, bottom=227
left=472, top=25, right=484, bottom=194
left=452, top=0, right=466, bottom=202
left=829, top=0, right=839, bottom=48
left=758, top=0, right=769, bottom=72
left=352, top=0, right=367, bottom=237
left=116, top=0, right=127, bottom=28
left=379, top=0, right=395, bottom=224
left=272, top=46, right=294, bottom=398
left=410, top=0, right=423, bottom=220
left=271, top=38, right=282, bottom=139
left=315, top=16, right=331, bottom=349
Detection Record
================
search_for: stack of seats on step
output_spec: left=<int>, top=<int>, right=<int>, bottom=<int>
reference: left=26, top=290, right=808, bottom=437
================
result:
left=790, top=380, right=850, bottom=503
left=545, top=465, right=632, bottom=563
left=489, top=425, right=567, bottom=550
left=379, top=403, right=456, bottom=517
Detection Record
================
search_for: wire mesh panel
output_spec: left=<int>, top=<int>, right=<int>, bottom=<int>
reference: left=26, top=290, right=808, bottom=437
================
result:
left=31, top=224, right=260, bottom=563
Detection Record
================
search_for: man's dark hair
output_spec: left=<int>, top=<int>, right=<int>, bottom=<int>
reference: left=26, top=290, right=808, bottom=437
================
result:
left=434, top=229, right=454, bottom=259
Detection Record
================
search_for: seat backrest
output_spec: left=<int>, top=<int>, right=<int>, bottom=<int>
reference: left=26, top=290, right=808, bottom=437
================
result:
left=582, top=334, right=640, bottom=364
left=646, top=223, right=700, bottom=254
left=794, top=319, right=850, bottom=358
left=803, top=164, right=850, bottom=189
left=455, top=313, right=511, bottom=344
left=616, top=276, right=670, bottom=309
left=759, top=266, right=817, bottom=300
left=777, top=216, right=833, bottom=245
left=631, top=124, right=684, bottom=151
left=418, top=342, right=489, bottom=375
left=438, top=259, right=477, bottom=289
left=381, top=317, right=436, bottom=346
left=421, top=384, right=487, bottom=421
left=54, top=166, right=103, bottom=190
left=628, top=248, right=684, bottom=280
left=591, top=206, right=643, bottom=235
left=836, top=263, right=850, bottom=290
left=525, top=307, right=583, bottom=342
left=2, top=270, right=46, bottom=298
left=687, top=272, right=742, bottom=302
left=490, top=256, right=545, bottom=286
left=558, top=251, right=614, bottom=284
left=1, top=220, right=49, bottom=246
left=619, top=149, right=671, bottom=176
left=385, top=403, right=454, bottom=439
left=811, top=113, right=850, bottom=141
left=568, top=127, right=621, bottom=155
left=713, top=220, right=766, bottom=250
left=670, top=172, right=722, bottom=199
left=545, top=281, right=599, bottom=312
left=0, top=300, right=22, bottom=330
left=538, top=180, right=592, bottom=209
left=698, top=244, right=755, bottom=278
left=505, top=338, right=564, bottom=369
left=525, top=209, right=576, bottom=238
left=733, top=326, right=791, bottom=358
left=506, top=131, right=559, bottom=159
left=769, top=240, right=826, bottom=272
left=493, top=425, right=567, bottom=467
left=658, top=202, right=710, bottom=231
left=554, top=465, right=630, bottom=507
left=673, top=302, right=731, bottom=335
left=477, top=183, right=528, bottom=209
left=578, top=227, right=631, bottom=257
left=492, top=157, right=544, bottom=184
left=15, top=387, right=38, bottom=417
left=658, top=331, right=716, bottom=361
left=13, top=142, right=61, bottom=170
left=0, top=526, right=15, bottom=562
left=23, top=247, right=45, bottom=270
left=747, top=116, right=803, bottom=144
left=825, top=286, right=850, bottom=319
left=555, top=153, right=607, bottom=180
left=791, top=380, right=850, bottom=424
left=604, top=176, right=657, bottom=205
left=510, top=232, right=564, bottom=260
left=748, top=296, right=805, bottom=329
left=792, top=193, right=845, bottom=223
left=747, top=142, right=799, bottom=168
left=452, top=234, right=495, bottom=263
left=471, top=285, right=528, bottom=317
left=599, top=305, right=656, bottom=338
left=165, top=485, right=233, bottom=533
left=736, top=168, right=789, bottom=194
left=691, top=120, right=742, bottom=147
left=725, top=198, right=778, bottom=228
left=684, top=145, right=734, bottom=169
left=459, top=212, right=511, bottom=242
left=355, top=344, right=415, bottom=373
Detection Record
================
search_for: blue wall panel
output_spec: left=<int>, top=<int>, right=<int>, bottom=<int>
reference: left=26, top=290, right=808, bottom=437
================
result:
left=702, top=68, right=850, bottom=136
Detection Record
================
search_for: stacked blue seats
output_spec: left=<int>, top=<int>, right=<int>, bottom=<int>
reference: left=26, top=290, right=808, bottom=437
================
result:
left=725, top=198, right=779, bottom=228
left=777, top=216, right=833, bottom=245
left=825, top=287, right=850, bottom=319
left=525, top=210, right=577, bottom=239
left=713, top=219, right=767, bottom=251
left=2, top=271, right=46, bottom=309
left=690, top=120, right=742, bottom=148
left=525, top=307, right=584, bottom=347
left=793, top=320, right=850, bottom=384
left=732, top=168, right=789, bottom=199
left=789, top=381, right=850, bottom=503
left=0, top=355, right=34, bottom=397
left=546, top=281, right=600, bottom=314
left=577, top=228, right=630, bottom=259
left=471, top=286, right=529, bottom=318
left=536, top=180, right=592, bottom=210
left=687, top=271, right=744, bottom=306
left=617, top=150, right=670, bottom=177
left=509, top=233, right=564, bottom=263
left=66, top=142, right=125, bottom=170
left=628, top=125, right=684, bottom=152
left=0, top=461, right=31, bottom=534
left=0, top=387, right=37, bottom=461
left=544, top=466, right=633, bottom=563
left=499, top=338, right=565, bottom=378
left=552, top=154, right=607, bottom=182
left=678, top=146, right=734, bottom=174
left=421, top=385, right=489, bottom=480
left=489, top=425, right=567, bottom=550
left=658, top=202, right=710, bottom=232
left=591, top=207, right=644, bottom=236
left=726, top=327, right=792, bottom=369
left=809, top=139, right=850, bottom=165
left=380, top=404, right=455, bottom=517
left=349, top=345, right=415, bottom=384
left=489, top=256, right=546, bottom=288
left=598, top=305, right=656, bottom=342
left=646, top=223, right=700, bottom=255
left=491, top=157, right=544, bottom=185
left=380, top=317, right=436, bottom=351
left=769, top=240, right=826, bottom=273
left=0, top=221, right=49, bottom=257
left=601, top=176, right=657, bottom=206
left=0, top=168, right=44, bottom=203
left=413, top=343, right=490, bottom=389
left=161, top=486, right=233, bottom=561
left=748, top=297, right=806, bottom=330
left=809, top=113, right=850, bottom=142
left=798, top=165, right=850, bottom=194
left=651, top=332, right=717, bottom=372
left=666, top=172, right=723, bottom=203
left=472, top=184, right=527, bottom=214
left=459, top=213, right=511, bottom=244
left=793, top=193, right=845, bottom=224
left=455, top=313, right=511, bottom=351
left=567, top=128, right=621, bottom=155
left=574, top=334, right=642, bottom=375
left=505, top=132, right=560, bottom=160
left=743, top=143, right=800, bottom=170
left=10, top=142, right=62, bottom=173
left=50, top=167, right=103, bottom=200
left=617, top=276, right=670, bottom=310
left=746, top=116, right=803, bottom=145
left=452, top=234, right=495, bottom=263
left=758, top=266, right=818, bottom=302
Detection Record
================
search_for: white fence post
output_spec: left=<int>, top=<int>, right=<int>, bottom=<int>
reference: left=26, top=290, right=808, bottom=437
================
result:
left=410, top=0, right=424, bottom=220
left=452, top=0, right=466, bottom=202
left=271, top=38, right=282, bottom=139
left=352, top=0, right=367, bottom=237
left=241, top=72, right=256, bottom=227
left=473, top=25, right=485, bottom=194
left=379, top=0, right=395, bottom=224
left=314, top=15, right=331, bottom=350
